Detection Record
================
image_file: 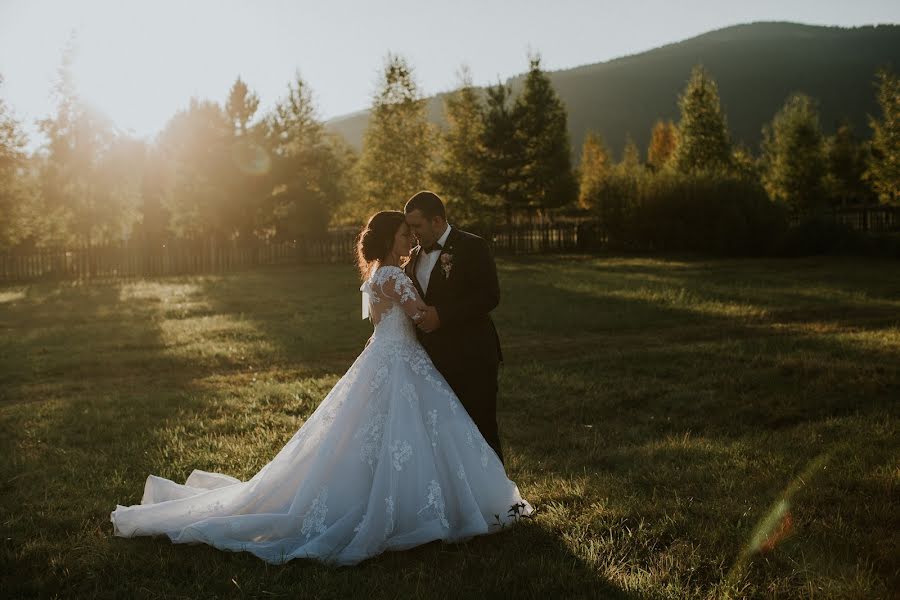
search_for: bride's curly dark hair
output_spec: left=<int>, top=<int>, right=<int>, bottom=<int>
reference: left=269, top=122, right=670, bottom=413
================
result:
left=356, top=210, right=407, bottom=279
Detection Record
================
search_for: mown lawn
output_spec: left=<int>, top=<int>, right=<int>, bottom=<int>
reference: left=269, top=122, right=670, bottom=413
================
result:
left=1, top=255, right=898, bottom=599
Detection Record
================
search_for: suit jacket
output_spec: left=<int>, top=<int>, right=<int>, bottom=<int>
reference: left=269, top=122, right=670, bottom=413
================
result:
left=405, top=227, right=503, bottom=376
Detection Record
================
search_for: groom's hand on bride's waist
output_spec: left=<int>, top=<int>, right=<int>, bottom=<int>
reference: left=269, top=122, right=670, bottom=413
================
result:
left=416, top=306, right=441, bottom=333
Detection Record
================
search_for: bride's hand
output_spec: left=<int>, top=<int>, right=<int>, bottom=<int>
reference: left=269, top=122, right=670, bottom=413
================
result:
left=411, top=301, right=429, bottom=322
left=416, top=306, right=441, bottom=333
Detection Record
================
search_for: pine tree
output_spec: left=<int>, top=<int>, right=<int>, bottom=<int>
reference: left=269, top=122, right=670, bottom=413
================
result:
left=135, top=145, right=170, bottom=248
left=226, top=77, right=260, bottom=136
left=0, top=74, right=34, bottom=249
left=577, top=131, right=611, bottom=210
left=479, top=80, right=525, bottom=224
left=157, top=98, right=233, bottom=240
left=647, top=120, right=678, bottom=171
left=620, top=135, right=642, bottom=171
left=222, top=77, right=269, bottom=243
left=36, top=40, right=82, bottom=244
left=731, top=144, right=761, bottom=182
left=264, top=73, right=350, bottom=238
left=673, top=66, right=733, bottom=173
left=761, top=93, right=827, bottom=214
left=357, top=54, right=432, bottom=221
left=430, top=67, right=492, bottom=227
left=826, top=120, right=873, bottom=206
left=865, top=69, right=900, bottom=205
left=594, top=135, right=643, bottom=247
left=37, top=39, right=141, bottom=245
left=512, top=55, right=577, bottom=215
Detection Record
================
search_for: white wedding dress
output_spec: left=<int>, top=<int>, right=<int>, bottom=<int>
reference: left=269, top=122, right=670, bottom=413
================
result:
left=110, top=265, right=532, bottom=565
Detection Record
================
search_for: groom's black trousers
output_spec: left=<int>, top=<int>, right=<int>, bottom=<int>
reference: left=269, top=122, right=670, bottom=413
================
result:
left=440, top=366, right=504, bottom=466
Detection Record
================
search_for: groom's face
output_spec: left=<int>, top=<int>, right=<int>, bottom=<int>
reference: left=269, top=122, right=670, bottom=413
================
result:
left=405, top=210, right=443, bottom=248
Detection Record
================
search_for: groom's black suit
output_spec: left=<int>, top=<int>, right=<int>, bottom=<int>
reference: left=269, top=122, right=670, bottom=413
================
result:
left=405, top=227, right=505, bottom=464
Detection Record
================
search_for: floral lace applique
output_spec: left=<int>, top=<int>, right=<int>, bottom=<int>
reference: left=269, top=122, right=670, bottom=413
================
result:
left=368, top=364, right=389, bottom=393
left=355, top=412, right=387, bottom=468
left=385, top=496, right=395, bottom=535
left=394, top=345, right=457, bottom=406
left=368, top=266, right=417, bottom=303
left=401, top=382, right=417, bottom=407
left=391, top=275, right=417, bottom=303
left=301, top=487, right=328, bottom=540
left=390, top=439, right=413, bottom=471
left=400, top=345, right=431, bottom=376
left=184, top=499, right=224, bottom=518
left=480, top=440, right=490, bottom=468
left=353, top=512, right=367, bottom=533
left=426, top=409, right=438, bottom=448
left=418, top=480, right=449, bottom=528
left=456, top=463, right=466, bottom=481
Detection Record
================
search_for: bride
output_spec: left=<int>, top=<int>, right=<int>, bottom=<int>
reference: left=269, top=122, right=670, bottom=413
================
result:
left=110, top=210, right=532, bottom=565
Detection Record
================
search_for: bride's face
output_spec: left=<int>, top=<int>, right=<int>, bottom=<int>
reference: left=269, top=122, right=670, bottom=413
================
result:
left=391, top=222, right=413, bottom=259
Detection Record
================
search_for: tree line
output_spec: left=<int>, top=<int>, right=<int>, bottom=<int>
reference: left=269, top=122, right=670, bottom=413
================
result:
left=0, top=45, right=897, bottom=254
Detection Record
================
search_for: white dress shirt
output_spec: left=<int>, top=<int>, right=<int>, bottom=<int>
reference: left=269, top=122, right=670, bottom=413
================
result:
left=415, top=224, right=452, bottom=296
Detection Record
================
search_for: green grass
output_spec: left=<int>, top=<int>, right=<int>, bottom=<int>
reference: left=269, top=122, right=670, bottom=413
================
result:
left=1, top=255, right=898, bottom=599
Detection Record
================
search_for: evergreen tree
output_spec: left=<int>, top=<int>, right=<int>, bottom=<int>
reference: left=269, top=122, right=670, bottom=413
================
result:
left=430, top=66, right=492, bottom=227
left=357, top=54, right=432, bottom=222
left=826, top=120, right=873, bottom=206
left=673, top=65, right=733, bottom=173
left=0, top=74, right=35, bottom=249
left=226, top=77, right=260, bottom=136
left=135, top=145, right=170, bottom=247
left=577, top=131, right=611, bottom=210
left=512, top=55, right=577, bottom=214
left=731, top=144, right=761, bottom=182
left=479, top=80, right=526, bottom=224
left=761, top=93, right=827, bottom=214
left=647, top=119, right=678, bottom=171
left=620, top=134, right=642, bottom=170
left=223, top=77, right=268, bottom=243
left=157, top=98, right=233, bottom=240
left=37, top=40, right=141, bottom=245
left=264, top=73, right=351, bottom=238
left=36, top=41, right=82, bottom=244
left=865, top=69, right=900, bottom=205
left=607, top=135, right=644, bottom=243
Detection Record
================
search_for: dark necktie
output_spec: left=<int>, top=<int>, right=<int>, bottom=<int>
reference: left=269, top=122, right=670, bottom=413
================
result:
left=422, top=242, right=443, bottom=254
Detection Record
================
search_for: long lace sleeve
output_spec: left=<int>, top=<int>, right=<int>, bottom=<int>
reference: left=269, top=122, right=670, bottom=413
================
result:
left=374, top=266, right=427, bottom=322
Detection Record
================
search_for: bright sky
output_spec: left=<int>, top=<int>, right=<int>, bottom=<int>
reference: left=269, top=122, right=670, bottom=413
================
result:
left=1, top=0, right=898, bottom=150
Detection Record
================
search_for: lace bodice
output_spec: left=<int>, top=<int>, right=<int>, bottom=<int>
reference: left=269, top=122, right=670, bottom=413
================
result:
left=360, top=265, right=424, bottom=343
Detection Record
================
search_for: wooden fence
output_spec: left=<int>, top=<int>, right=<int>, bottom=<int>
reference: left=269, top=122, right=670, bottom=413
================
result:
left=0, top=225, right=584, bottom=283
left=830, top=205, right=899, bottom=233
left=3, top=206, right=896, bottom=284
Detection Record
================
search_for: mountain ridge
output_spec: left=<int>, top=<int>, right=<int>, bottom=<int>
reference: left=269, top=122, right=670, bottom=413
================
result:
left=325, top=21, right=900, bottom=160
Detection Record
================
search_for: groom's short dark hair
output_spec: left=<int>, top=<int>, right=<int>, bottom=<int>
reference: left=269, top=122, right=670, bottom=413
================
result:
left=405, top=191, right=446, bottom=220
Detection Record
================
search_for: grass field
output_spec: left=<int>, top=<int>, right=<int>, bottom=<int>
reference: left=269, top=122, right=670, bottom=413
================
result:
left=1, top=255, right=898, bottom=599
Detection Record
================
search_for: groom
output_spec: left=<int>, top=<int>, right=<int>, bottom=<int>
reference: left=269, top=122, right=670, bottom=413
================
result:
left=403, top=191, right=505, bottom=465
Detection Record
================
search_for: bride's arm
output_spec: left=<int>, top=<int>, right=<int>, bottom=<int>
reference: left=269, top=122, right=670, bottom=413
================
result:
left=379, top=269, right=428, bottom=322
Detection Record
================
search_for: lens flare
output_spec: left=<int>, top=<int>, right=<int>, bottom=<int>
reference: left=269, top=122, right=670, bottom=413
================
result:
left=750, top=499, right=794, bottom=554
left=725, top=453, right=830, bottom=589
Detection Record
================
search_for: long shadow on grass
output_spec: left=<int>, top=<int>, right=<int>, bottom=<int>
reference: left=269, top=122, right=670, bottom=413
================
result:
left=496, top=274, right=898, bottom=480
left=181, top=264, right=370, bottom=376
left=500, top=254, right=900, bottom=320
left=95, top=516, right=636, bottom=599
left=0, top=277, right=259, bottom=597
left=0, top=277, right=243, bottom=403
left=495, top=276, right=899, bottom=592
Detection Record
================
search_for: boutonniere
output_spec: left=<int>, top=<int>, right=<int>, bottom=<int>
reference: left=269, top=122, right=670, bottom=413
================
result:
left=440, top=249, right=454, bottom=278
